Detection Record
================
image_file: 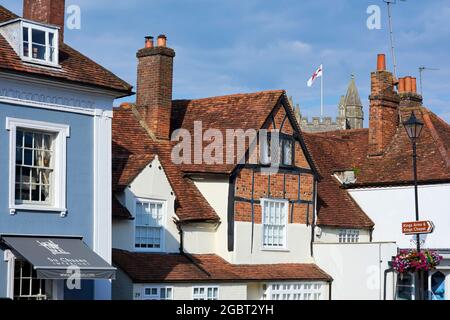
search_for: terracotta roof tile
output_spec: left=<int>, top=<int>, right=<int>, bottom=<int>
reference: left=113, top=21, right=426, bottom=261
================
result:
left=304, top=131, right=374, bottom=229
left=112, top=106, right=219, bottom=222
left=112, top=196, right=133, bottom=220
left=172, top=90, right=285, bottom=174
left=304, top=104, right=450, bottom=228
left=0, top=6, right=132, bottom=94
left=113, top=90, right=292, bottom=221
left=113, top=249, right=332, bottom=283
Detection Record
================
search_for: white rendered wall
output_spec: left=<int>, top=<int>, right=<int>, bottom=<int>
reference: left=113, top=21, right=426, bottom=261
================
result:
left=193, top=179, right=232, bottom=261
left=316, top=227, right=371, bottom=243
left=233, top=222, right=313, bottom=264
left=314, top=242, right=398, bottom=300
left=349, top=184, right=450, bottom=249
left=133, top=283, right=247, bottom=300
left=112, top=157, right=179, bottom=253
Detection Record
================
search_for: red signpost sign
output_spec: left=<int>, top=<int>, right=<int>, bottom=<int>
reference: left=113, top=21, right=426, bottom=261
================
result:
left=402, top=221, right=434, bottom=235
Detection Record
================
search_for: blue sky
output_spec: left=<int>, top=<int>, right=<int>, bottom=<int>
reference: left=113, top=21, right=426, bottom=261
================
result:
left=3, top=0, right=450, bottom=123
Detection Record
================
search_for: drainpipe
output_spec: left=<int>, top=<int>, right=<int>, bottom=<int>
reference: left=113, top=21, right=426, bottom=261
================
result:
left=328, top=280, right=333, bottom=300
left=173, top=219, right=211, bottom=277
left=174, top=218, right=184, bottom=254
left=384, top=261, right=395, bottom=300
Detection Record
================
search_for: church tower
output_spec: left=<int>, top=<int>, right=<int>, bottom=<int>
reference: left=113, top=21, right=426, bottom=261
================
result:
left=343, top=75, right=364, bottom=129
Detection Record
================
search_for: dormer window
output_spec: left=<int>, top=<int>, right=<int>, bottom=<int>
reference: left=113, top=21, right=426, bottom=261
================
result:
left=22, top=22, right=58, bottom=65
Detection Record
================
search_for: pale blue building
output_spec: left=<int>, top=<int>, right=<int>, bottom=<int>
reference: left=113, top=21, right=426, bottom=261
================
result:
left=0, top=1, right=132, bottom=300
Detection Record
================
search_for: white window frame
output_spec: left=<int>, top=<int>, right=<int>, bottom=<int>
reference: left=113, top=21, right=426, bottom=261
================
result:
left=261, top=198, right=289, bottom=250
left=142, top=286, right=173, bottom=300
left=338, top=229, right=360, bottom=243
left=134, top=198, right=166, bottom=252
left=192, top=286, right=219, bottom=300
left=6, top=118, right=70, bottom=216
left=21, top=21, right=59, bottom=67
left=263, top=282, right=324, bottom=301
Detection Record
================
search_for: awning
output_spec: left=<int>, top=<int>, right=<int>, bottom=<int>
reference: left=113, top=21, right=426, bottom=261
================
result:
left=2, top=236, right=116, bottom=280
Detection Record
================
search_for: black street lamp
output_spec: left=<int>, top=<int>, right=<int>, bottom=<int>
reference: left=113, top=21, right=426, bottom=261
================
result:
left=403, top=111, right=425, bottom=300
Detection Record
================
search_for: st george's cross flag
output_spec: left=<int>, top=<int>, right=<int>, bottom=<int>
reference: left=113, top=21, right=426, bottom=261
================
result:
left=307, top=64, right=323, bottom=87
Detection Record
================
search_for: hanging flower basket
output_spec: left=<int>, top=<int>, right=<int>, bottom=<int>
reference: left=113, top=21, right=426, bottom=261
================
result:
left=392, top=250, right=443, bottom=274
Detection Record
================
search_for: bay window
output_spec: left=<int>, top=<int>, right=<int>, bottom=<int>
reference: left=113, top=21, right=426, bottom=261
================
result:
left=135, top=199, right=165, bottom=251
left=262, top=199, right=288, bottom=249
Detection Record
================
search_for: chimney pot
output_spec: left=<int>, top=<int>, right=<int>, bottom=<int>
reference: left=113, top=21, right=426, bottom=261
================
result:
left=412, top=77, right=417, bottom=94
left=145, top=36, right=154, bottom=48
left=405, top=76, right=412, bottom=92
left=157, top=35, right=167, bottom=47
left=398, top=77, right=405, bottom=93
left=377, top=54, right=386, bottom=71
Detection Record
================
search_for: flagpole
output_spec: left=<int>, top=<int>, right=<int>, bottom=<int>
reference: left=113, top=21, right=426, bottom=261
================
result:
left=321, top=64, right=324, bottom=117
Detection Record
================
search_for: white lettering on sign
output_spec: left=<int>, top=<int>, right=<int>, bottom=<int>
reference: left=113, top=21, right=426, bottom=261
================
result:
left=37, top=240, right=71, bottom=255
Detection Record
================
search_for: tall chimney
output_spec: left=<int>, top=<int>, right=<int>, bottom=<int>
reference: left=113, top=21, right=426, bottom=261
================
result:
left=23, top=0, right=66, bottom=42
left=136, top=35, right=175, bottom=140
left=368, top=54, right=400, bottom=157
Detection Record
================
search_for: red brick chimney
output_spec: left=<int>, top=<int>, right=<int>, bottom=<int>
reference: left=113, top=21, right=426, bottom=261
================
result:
left=397, top=76, right=423, bottom=109
left=368, top=54, right=400, bottom=157
left=23, top=0, right=66, bottom=42
left=136, top=35, right=175, bottom=140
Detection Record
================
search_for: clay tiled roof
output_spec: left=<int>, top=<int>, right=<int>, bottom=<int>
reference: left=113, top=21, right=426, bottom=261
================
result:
left=112, top=90, right=296, bottom=222
left=113, top=249, right=332, bottom=283
left=172, top=90, right=286, bottom=174
left=112, top=106, right=219, bottom=222
left=0, top=6, right=132, bottom=94
left=304, top=105, right=450, bottom=229
left=355, top=107, right=450, bottom=186
left=304, top=130, right=374, bottom=229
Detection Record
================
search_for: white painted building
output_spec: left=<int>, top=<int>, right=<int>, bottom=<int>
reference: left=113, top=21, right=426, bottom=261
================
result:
left=305, top=54, right=450, bottom=300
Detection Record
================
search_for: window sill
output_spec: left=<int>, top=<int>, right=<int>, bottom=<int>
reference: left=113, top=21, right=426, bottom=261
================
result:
left=262, top=248, right=290, bottom=253
left=21, top=57, right=62, bottom=69
left=10, top=206, right=68, bottom=217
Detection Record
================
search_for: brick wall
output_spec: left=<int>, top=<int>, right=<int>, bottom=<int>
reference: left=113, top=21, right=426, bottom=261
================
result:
left=368, top=70, right=400, bottom=156
left=23, top=0, right=66, bottom=41
left=136, top=46, right=175, bottom=140
left=234, top=104, right=314, bottom=225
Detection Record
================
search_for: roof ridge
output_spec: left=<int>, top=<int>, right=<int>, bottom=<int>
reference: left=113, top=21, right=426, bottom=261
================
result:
left=172, top=89, right=285, bottom=103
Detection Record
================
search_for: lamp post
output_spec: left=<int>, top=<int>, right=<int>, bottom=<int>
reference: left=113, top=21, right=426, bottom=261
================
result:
left=403, top=111, right=424, bottom=300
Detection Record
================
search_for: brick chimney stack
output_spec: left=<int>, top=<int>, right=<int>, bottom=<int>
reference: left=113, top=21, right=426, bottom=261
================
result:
left=23, top=0, right=66, bottom=42
left=397, top=76, right=423, bottom=109
left=136, top=35, right=175, bottom=140
left=368, top=54, right=400, bottom=157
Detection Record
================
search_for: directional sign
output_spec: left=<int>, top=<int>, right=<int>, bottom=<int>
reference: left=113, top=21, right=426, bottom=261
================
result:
left=402, top=221, right=434, bottom=235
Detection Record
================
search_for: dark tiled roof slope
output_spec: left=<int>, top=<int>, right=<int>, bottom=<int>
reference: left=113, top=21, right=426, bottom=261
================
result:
left=0, top=6, right=132, bottom=94
left=113, top=249, right=332, bottom=283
